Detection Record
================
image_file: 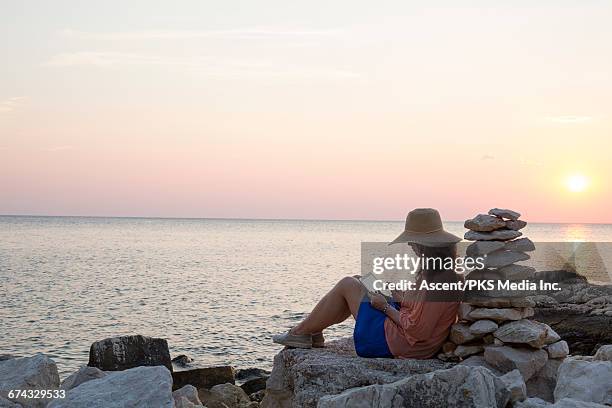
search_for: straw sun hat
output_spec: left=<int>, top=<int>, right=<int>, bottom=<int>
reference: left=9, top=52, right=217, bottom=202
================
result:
left=390, top=208, right=461, bottom=247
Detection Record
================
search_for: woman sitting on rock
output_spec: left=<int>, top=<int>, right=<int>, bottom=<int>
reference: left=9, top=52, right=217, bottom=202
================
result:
left=273, top=208, right=462, bottom=359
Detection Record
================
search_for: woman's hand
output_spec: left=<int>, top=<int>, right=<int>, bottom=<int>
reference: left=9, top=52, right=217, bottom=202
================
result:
left=368, top=291, right=388, bottom=311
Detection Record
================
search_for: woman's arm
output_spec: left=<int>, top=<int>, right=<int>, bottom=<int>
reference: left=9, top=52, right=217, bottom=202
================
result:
left=383, top=306, right=402, bottom=326
left=369, top=292, right=402, bottom=326
left=370, top=292, right=446, bottom=345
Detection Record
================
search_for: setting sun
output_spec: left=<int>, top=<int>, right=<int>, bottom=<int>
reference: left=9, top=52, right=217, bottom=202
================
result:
left=566, top=174, right=589, bottom=193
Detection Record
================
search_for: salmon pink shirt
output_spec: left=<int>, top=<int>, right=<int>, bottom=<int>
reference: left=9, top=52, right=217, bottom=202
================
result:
left=383, top=300, right=459, bottom=359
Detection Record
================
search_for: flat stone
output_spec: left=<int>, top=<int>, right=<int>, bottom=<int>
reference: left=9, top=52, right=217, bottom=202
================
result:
left=469, top=307, right=524, bottom=322
left=505, top=238, right=536, bottom=252
left=484, top=346, right=548, bottom=381
left=465, top=214, right=507, bottom=232
left=458, top=303, right=474, bottom=321
left=522, top=307, right=535, bottom=318
left=465, top=229, right=523, bottom=241
left=484, top=250, right=530, bottom=268
left=88, top=335, right=172, bottom=372
left=494, top=320, right=548, bottom=348
left=0, top=354, right=60, bottom=408
left=469, top=320, right=499, bottom=335
left=506, top=220, right=528, bottom=230
left=546, top=341, right=569, bottom=359
left=466, top=241, right=506, bottom=257
left=554, top=357, right=612, bottom=405
left=48, top=366, right=173, bottom=408
left=496, top=264, right=536, bottom=280
left=60, top=366, right=107, bottom=390
left=465, top=296, right=512, bottom=308
left=317, top=365, right=510, bottom=408
left=463, top=294, right=534, bottom=309
left=450, top=323, right=479, bottom=344
left=172, top=366, right=235, bottom=391
left=594, top=345, right=612, bottom=361
left=489, top=208, right=521, bottom=220
left=261, top=337, right=453, bottom=408
left=454, top=345, right=484, bottom=358
left=500, top=369, right=527, bottom=403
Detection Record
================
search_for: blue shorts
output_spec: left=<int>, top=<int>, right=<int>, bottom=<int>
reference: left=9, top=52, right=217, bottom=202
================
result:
left=353, top=297, right=399, bottom=358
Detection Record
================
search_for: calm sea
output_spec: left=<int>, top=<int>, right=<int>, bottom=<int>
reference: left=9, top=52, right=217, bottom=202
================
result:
left=1, top=216, right=612, bottom=377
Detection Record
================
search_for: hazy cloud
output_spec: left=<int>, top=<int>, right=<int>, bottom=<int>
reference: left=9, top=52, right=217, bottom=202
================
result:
left=44, top=52, right=360, bottom=79
left=60, top=27, right=342, bottom=41
left=0, top=97, right=26, bottom=113
left=481, top=154, right=495, bottom=160
left=544, top=115, right=593, bottom=124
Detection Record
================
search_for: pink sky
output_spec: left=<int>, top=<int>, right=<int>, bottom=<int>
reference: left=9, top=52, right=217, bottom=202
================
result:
left=1, top=2, right=611, bottom=223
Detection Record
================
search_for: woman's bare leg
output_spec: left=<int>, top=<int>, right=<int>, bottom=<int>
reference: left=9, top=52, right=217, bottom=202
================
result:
left=291, top=276, right=365, bottom=335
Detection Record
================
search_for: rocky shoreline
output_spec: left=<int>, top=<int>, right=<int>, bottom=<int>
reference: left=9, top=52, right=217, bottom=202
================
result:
left=2, top=278, right=611, bottom=408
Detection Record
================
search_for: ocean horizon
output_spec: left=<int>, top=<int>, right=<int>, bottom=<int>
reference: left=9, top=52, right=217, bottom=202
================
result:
left=2, top=215, right=612, bottom=376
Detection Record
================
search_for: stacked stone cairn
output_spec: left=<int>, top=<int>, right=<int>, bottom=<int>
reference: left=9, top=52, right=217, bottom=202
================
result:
left=438, top=208, right=569, bottom=387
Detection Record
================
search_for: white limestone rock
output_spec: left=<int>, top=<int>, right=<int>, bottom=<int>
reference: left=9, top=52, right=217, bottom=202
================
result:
left=554, top=357, right=612, bottom=405
left=48, top=366, right=173, bottom=408
left=458, top=355, right=503, bottom=376
left=469, top=320, right=499, bottom=335
left=317, top=365, right=510, bottom=408
left=260, top=337, right=452, bottom=408
left=500, top=369, right=527, bottom=403
left=450, top=323, right=479, bottom=344
left=494, top=319, right=548, bottom=348
left=172, top=385, right=203, bottom=407
left=553, top=399, right=610, bottom=407
left=0, top=395, right=22, bottom=407
left=594, top=344, right=612, bottom=361
left=0, top=354, right=60, bottom=408
left=60, top=366, right=106, bottom=390
left=469, top=307, right=524, bottom=322
left=484, top=346, right=548, bottom=381
left=454, top=345, right=484, bottom=358
left=513, top=397, right=551, bottom=408
left=546, top=341, right=569, bottom=359
left=542, top=324, right=561, bottom=345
